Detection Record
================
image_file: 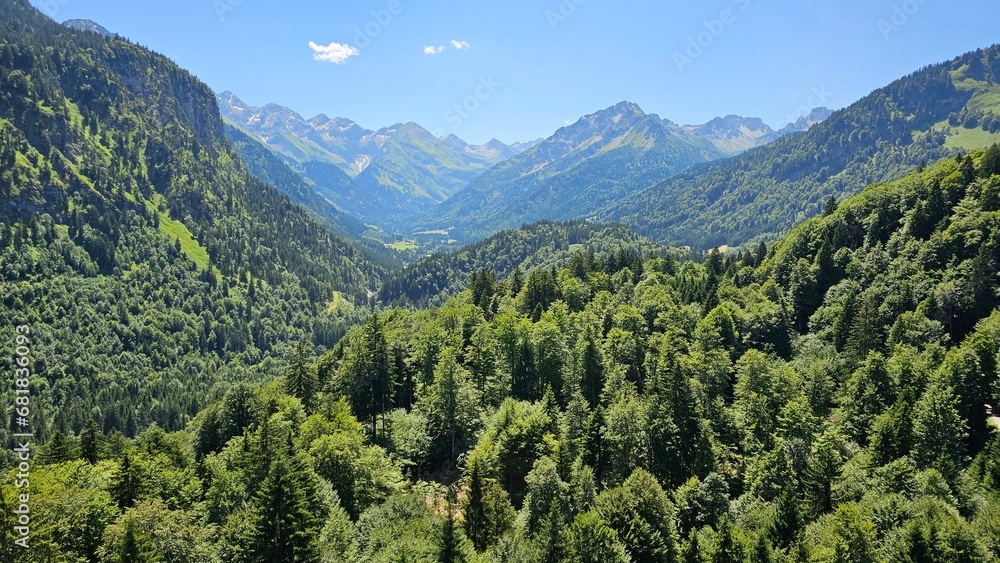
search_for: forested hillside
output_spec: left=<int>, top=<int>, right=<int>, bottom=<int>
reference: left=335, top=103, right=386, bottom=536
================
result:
left=8, top=149, right=1000, bottom=562
left=606, top=45, right=1000, bottom=248
left=224, top=123, right=402, bottom=272
left=0, top=0, right=382, bottom=441
left=377, top=220, right=673, bottom=308
left=420, top=102, right=726, bottom=242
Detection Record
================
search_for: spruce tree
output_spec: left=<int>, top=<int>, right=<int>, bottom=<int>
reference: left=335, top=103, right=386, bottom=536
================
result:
left=248, top=453, right=322, bottom=563
left=750, top=533, right=777, bottom=563
left=111, top=453, right=144, bottom=510
left=464, top=459, right=489, bottom=552
left=42, top=430, right=73, bottom=464
left=711, top=517, right=745, bottom=563
left=804, top=433, right=842, bottom=518
left=683, top=533, right=704, bottom=563
left=767, top=486, right=801, bottom=549
left=80, top=418, right=100, bottom=464
left=284, top=341, right=318, bottom=412
left=646, top=346, right=713, bottom=489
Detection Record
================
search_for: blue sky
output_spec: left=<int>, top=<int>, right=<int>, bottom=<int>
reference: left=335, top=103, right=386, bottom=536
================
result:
left=32, top=0, right=1000, bottom=145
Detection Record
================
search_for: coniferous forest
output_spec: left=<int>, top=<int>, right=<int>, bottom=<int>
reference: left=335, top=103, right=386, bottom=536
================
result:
left=2, top=0, right=1000, bottom=561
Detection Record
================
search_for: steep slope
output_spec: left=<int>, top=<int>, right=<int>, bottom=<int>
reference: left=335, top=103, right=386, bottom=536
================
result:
left=224, top=123, right=402, bottom=270
left=376, top=220, right=670, bottom=307
left=0, top=0, right=383, bottom=434
left=419, top=102, right=728, bottom=242
left=605, top=46, right=1000, bottom=248
left=217, top=92, right=516, bottom=228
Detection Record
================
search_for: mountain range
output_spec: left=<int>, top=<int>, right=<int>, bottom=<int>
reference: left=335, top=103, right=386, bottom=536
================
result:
left=603, top=46, right=1000, bottom=247
left=419, top=103, right=833, bottom=240
left=7, top=5, right=1000, bottom=560
left=221, top=91, right=831, bottom=241
left=217, top=91, right=537, bottom=229
left=50, top=21, right=1000, bottom=259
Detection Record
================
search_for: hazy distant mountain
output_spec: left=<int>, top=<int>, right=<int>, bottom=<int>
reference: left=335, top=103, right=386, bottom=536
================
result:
left=415, top=99, right=834, bottom=242
left=440, top=134, right=517, bottom=161
left=681, top=115, right=776, bottom=155
left=510, top=138, right=544, bottom=154
left=419, top=101, right=728, bottom=241
left=681, top=109, right=833, bottom=155
left=604, top=48, right=1000, bottom=248
left=217, top=92, right=518, bottom=227
left=62, top=19, right=113, bottom=37
left=773, top=107, right=834, bottom=136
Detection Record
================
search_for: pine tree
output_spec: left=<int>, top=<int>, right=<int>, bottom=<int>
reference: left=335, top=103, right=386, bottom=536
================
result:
left=577, top=326, right=605, bottom=408
left=80, top=418, right=100, bottom=464
left=750, top=533, right=777, bottom=563
left=439, top=494, right=470, bottom=563
left=118, top=519, right=147, bottom=563
left=284, top=342, right=318, bottom=412
left=248, top=453, right=322, bottom=563
left=683, top=533, right=704, bottom=563
left=509, top=266, right=524, bottom=297
left=845, top=293, right=882, bottom=366
left=424, top=348, right=479, bottom=468
left=767, top=486, right=801, bottom=549
left=464, top=458, right=489, bottom=552
left=832, top=289, right=857, bottom=352
left=869, top=395, right=914, bottom=465
left=340, top=315, right=394, bottom=438
left=647, top=346, right=713, bottom=489
left=583, top=406, right=607, bottom=488
left=980, top=143, right=1000, bottom=178
left=843, top=351, right=896, bottom=443
left=823, top=195, right=839, bottom=216
left=41, top=430, right=73, bottom=464
left=803, top=433, right=842, bottom=518
left=111, top=453, right=144, bottom=509
left=711, top=517, right=745, bottom=563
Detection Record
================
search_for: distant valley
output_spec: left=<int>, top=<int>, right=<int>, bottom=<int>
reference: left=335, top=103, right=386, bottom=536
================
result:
left=220, top=91, right=831, bottom=247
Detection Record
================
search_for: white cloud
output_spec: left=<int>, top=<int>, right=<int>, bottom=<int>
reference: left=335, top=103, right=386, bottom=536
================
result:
left=308, top=41, right=360, bottom=64
left=451, top=40, right=471, bottom=50
left=423, top=45, right=445, bottom=55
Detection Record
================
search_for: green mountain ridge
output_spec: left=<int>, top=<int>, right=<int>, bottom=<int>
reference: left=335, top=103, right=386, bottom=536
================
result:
left=604, top=45, right=1000, bottom=248
left=377, top=220, right=674, bottom=307
left=217, top=92, right=516, bottom=229
left=0, top=0, right=383, bottom=435
left=416, top=102, right=830, bottom=243
left=418, top=102, right=727, bottom=241
left=223, top=123, right=403, bottom=271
